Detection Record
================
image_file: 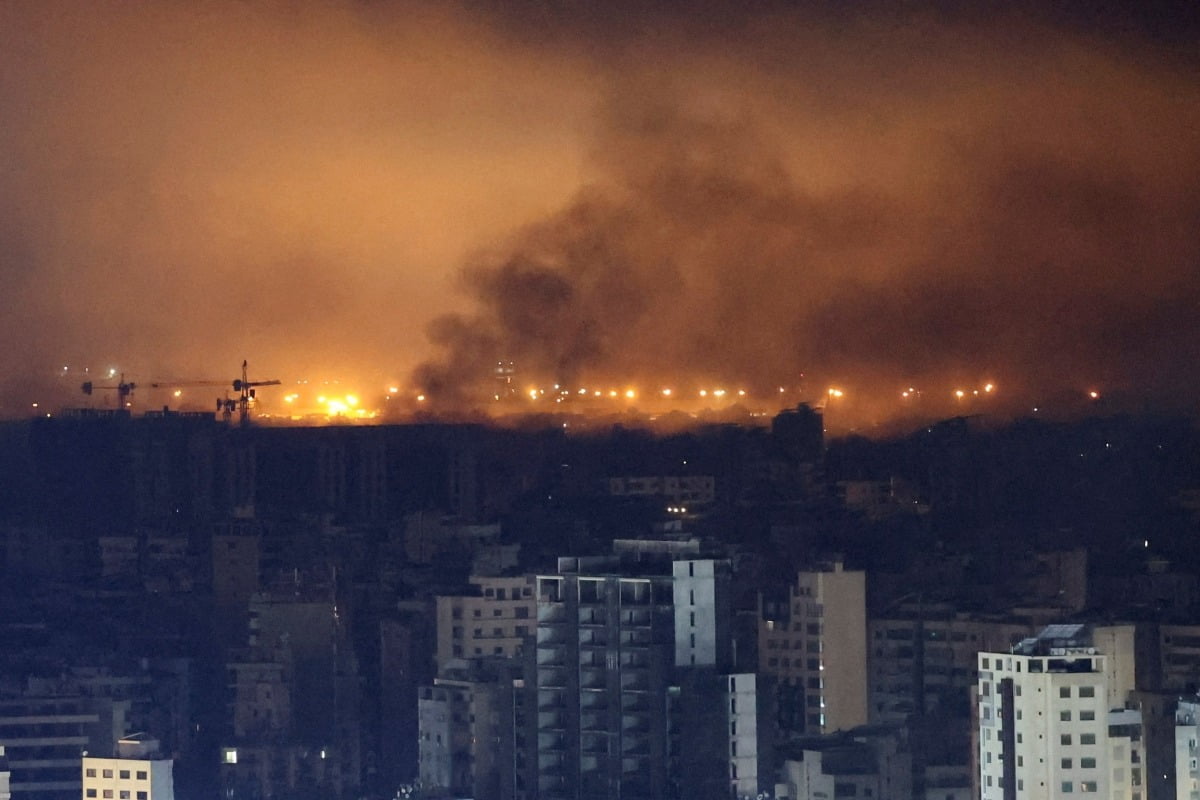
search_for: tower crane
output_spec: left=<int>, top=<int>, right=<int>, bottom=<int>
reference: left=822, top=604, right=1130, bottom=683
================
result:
left=151, top=360, right=281, bottom=425
left=81, top=374, right=137, bottom=407
left=231, top=360, right=281, bottom=425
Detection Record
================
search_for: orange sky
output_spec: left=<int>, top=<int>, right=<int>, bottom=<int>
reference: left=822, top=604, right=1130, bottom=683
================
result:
left=2, top=1, right=1199, bottom=424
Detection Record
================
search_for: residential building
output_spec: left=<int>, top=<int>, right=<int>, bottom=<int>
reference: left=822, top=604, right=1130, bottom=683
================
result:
left=976, top=624, right=1144, bottom=800
left=81, top=733, right=174, bottom=800
left=0, top=694, right=127, bottom=800
left=435, top=576, right=536, bottom=672
left=760, top=560, right=867, bottom=734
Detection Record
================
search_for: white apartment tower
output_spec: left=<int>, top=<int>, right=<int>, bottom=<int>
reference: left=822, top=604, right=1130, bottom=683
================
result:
left=977, top=624, right=1144, bottom=800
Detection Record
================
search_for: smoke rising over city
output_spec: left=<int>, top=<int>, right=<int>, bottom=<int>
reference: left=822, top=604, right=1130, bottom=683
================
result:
left=3, top=1, right=1199, bottom=423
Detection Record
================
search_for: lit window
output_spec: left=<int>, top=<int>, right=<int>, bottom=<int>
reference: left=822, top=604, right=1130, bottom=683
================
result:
left=222, top=748, right=238, bottom=764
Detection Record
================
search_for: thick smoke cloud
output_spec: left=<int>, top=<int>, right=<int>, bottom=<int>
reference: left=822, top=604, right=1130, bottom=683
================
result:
left=2, top=1, right=1198, bottom=424
left=417, top=8, right=1200, bottom=420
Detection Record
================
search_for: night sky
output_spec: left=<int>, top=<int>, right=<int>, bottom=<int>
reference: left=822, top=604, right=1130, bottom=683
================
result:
left=2, top=1, right=1198, bottom=424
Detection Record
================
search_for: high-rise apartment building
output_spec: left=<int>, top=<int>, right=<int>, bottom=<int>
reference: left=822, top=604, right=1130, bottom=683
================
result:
left=976, top=624, right=1145, bottom=800
left=760, top=560, right=867, bottom=734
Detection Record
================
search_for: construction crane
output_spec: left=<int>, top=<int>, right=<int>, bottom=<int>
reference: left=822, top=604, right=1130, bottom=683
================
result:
left=231, top=360, right=281, bottom=425
left=81, top=374, right=137, bottom=408
left=151, top=360, right=281, bottom=425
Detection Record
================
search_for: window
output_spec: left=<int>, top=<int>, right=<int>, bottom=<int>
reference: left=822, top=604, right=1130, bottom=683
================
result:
left=493, top=609, right=503, bottom=617
left=473, top=609, right=481, bottom=617
left=1061, top=758, right=1073, bottom=769
left=1080, top=710, right=1095, bottom=721
left=87, top=792, right=97, bottom=798
left=1081, top=758, right=1096, bottom=769
left=104, top=770, right=114, bottom=779
left=1081, top=734, right=1096, bottom=745
left=138, top=794, right=148, bottom=800
left=1060, top=687, right=1071, bottom=698
left=87, top=769, right=97, bottom=778
left=103, top=793, right=113, bottom=800
left=1062, top=782, right=1073, bottom=793
left=515, top=606, right=529, bottom=619
left=1061, top=734, right=1072, bottom=745
left=136, top=772, right=147, bottom=781
left=120, top=792, right=130, bottom=799
left=1081, top=782, right=1098, bottom=793
left=1079, top=686, right=1095, bottom=698
left=1060, top=710, right=1072, bottom=721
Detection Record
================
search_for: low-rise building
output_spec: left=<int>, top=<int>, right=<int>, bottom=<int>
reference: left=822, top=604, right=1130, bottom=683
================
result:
left=81, top=734, right=173, bottom=800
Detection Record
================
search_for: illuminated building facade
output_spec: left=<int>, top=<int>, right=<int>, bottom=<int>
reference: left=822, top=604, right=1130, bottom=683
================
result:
left=81, top=734, right=174, bottom=800
left=976, top=624, right=1145, bottom=800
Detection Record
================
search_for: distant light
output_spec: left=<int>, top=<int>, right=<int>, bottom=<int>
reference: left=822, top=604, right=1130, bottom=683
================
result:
left=31, top=402, right=38, bottom=408
left=779, top=387, right=785, bottom=393
left=594, top=390, right=602, bottom=397
left=827, top=388, right=843, bottom=398
left=699, top=390, right=708, bottom=397
left=388, top=386, right=399, bottom=394
left=174, top=390, right=183, bottom=398
left=62, top=366, right=69, bottom=372
left=608, top=390, right=618, bottom=398
left=902, top=391, right=909, bottom=398
left=661, top=388, right=672, bottom=396
left=954, top=390, right=965, bottom=399
left=346, top=395, right=359, bottom=407
left=416, top=394, right=426, bottom=402
left=578, top=388, right=587, bottom=395
left=713, top=389, right=726, bottom=398
left=624, top=389, right=636, bottom=399
left=1089, top=391, right=1099, bottom=399
left=984, top=383, right=995, bottom=393
left=108, top=367, right=117, bottom=378
left=529, top=389, right=539, bottom=400
left=737, top=389, right=746, bottom=397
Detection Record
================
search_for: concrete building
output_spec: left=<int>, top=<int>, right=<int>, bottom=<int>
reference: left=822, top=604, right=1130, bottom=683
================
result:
left=0, top=695, right=127, bottom=800
left=1, top=746, right=10, bottom=800
left=606, top=476, right=716, bottom=508
left=533, top=556, right=678, bottom=800
left=435, top=576, right=536, bottom=672
left=416, top=661, right=521, bottom=800
left=81, top=734, right=174, bottom=800
left=869, top=607, right=1034, bottom=725
left=976, top=624, right=1144, bottom=800
left=524, top=553, right=768, bottom=800
left=1176, top=699, right=1200, bottom=800
left=760, top=560, right=868, bottom=734
left=774, top=726, right=911, bottom=800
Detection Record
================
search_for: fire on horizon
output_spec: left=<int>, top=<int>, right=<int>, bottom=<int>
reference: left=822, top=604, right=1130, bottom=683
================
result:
left=2, top=1, right=1199, bottom=428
